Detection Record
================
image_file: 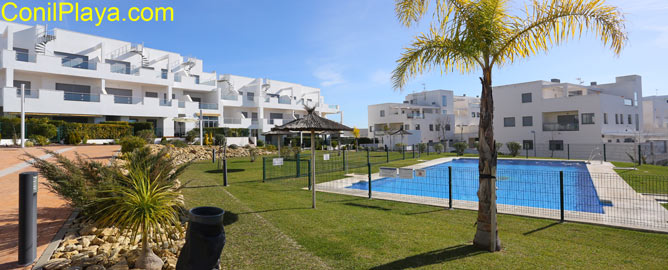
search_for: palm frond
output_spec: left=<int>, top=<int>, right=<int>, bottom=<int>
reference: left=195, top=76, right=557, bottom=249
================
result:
left=493, top=0, right=626, bottom=66
left=392, top=28, right=481, bottom=90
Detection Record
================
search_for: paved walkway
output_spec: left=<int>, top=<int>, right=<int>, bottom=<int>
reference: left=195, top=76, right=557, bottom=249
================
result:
left=0, top=145, right=120, bottom=270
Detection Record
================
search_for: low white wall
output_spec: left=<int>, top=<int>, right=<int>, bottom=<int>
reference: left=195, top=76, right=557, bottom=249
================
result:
left=227, top=137, right=250, bottom=146
left=86, top=139, right=115, bottom=145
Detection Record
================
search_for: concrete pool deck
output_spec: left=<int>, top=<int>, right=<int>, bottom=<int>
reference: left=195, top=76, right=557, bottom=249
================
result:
left=316, top=157, right=668, bottom=233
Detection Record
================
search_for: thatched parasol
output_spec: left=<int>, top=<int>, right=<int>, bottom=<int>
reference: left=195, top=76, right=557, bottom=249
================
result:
left=261, top=130, right=295, bottom=157
left=272, top=106, right=353, bottom=208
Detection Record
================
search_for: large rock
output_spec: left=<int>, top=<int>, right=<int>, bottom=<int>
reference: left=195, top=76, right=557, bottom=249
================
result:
left=81, top=235, right=96, bottom=248
left=43, top=258, right=71, bottom=270
left=108, top=259, right=129, bottom=270
left=85, top=265, right=105, bottom=270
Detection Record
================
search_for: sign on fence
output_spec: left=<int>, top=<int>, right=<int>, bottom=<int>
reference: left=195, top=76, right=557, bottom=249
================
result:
left=323, top=154, right=330, bottom=161
left=415, top=169, right=426, bottom=177
left=272, top=158, right=283, bottom=166
left=379, top=167, right=398, bottom=178
left=406, top=146, right=413, bottom=151
left=398, top=168, right=414, bottom=179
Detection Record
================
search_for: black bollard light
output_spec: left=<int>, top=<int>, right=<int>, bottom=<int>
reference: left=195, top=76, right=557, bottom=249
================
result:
left=176, top=206, right=226, bottom=270
left=19, top=172, right=38, bottom=266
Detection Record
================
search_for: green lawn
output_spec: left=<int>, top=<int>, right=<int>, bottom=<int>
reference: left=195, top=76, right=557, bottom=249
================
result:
left=611, top=162, right=668, bottom=194
left=181, top=156, right=668, bottom=269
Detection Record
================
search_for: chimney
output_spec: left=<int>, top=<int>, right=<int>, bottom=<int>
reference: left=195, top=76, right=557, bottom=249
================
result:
left=550, top=78, right=560, bottom=83
left=590, top=81, right=597, bottom=86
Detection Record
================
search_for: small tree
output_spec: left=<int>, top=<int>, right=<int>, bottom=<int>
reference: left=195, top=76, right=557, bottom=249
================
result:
left=506, top=142, right=522, bottom=157
left=453, top=142, right=468, bottom=156
left=353, top=127, right=360, bottom=150
left=434, top=143, right=444, bottom=154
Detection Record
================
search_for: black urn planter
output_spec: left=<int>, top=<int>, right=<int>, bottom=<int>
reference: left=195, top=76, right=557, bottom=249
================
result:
left=176, top=206, right=226, bottom=270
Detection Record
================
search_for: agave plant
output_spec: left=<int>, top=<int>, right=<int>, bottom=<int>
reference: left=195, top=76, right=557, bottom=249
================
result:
left=89, top=147, right=191, bottom=270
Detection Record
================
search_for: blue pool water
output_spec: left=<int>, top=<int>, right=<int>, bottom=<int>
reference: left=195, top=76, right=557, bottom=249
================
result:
left=347, top=159, right=604, bottom=213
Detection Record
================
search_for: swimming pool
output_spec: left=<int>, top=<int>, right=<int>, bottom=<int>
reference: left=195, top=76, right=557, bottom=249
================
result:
left=347, top=158, right=604, bottom=213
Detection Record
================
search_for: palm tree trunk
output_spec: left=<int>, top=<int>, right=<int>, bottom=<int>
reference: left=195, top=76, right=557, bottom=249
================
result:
left=473, top=67, right=501, bottom=251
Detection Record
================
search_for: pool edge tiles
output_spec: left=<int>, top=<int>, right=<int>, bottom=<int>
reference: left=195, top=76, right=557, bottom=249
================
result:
left=346, top=158, right=606, bottom=214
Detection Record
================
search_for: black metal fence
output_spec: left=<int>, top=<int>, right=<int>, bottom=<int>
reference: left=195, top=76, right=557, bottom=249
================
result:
left=497, top=142, right=668, bottom=165
left=316, top=166, right=668, bottom=232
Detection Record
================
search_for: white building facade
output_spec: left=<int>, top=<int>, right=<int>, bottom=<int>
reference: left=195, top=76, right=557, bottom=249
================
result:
left=454, top=95, right=480, bottom=146
left=642, top=95, right=668, bottom=140
left=0, top=22, right=340, bottom=139
left=493, top=75, right=644, bottom=151
left=368, top=90, right=455, bottom=147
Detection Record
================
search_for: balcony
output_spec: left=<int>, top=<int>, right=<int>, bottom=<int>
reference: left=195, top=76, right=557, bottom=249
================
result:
left=15, top=51, right=36, bottom=62
left=61, top=58, right=97, bottom=70
left=268, top=119, right=284, bottom=125
left=113, top=95, right=143, bottom=104
left=178, top=101, right=185, bottom=108
left=159, top=99, right=172, bottom=107
left=199, top=103, right=219, bottom=110
left=64, top=92, right=100, bottom=102
left=543, top=122, right=579, bottom=131
left=224, top=118, right=241, bottom=124
left=328, top=104, right=339, bottom=110
left=407, top=113, right=425, bottom=119
left=110, top=65, right=140, bottom=76
left=15, top=89, right=39, bottom=99
left=222, top=94, right=239, bottom=101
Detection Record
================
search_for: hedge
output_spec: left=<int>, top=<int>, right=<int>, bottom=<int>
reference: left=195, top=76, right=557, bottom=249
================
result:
left=62, top=123, right=132, bottom=139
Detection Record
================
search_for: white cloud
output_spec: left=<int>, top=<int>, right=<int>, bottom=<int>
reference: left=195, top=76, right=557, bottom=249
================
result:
left=313, top=65, right=345, bottom=87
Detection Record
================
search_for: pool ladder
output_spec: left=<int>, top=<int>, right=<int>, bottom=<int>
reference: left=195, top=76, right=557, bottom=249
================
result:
left=587, top=147, right=603, bottom=164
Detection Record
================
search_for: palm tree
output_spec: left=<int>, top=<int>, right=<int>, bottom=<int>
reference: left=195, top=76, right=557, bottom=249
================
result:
left=392, top=0, right=626, bottom=251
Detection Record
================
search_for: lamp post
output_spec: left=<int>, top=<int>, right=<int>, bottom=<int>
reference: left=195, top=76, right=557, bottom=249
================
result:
left=21, top=84, right=26, bottom=148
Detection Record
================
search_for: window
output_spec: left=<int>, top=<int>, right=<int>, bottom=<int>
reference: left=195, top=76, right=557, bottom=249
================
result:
left=145, top=92, right=158, bottom=98
left=429, top=124, right=434, bottom=131
left=107, top=88, right=133, bottom=104
left=624, top=99, right=632, bottom=106
left=369, top=126, right=373, bottom=132
left=247, top=92, right=254, bottom=101
left=635, top=114, right=639, bottom=131
left=521, top=93, right=532, bottom=103
left=202, top=116, right=218, bottom=128
left=504, top=117, right=515, bottom=127
left=191, top=97, right=202, bottom=103
left=522, top=116, right=533, bottom=127
left=442, top=110, right=447, bottom=115
left=445, top=124, right=451, bottom=131
left=13, top=80, right=31, bottom=96
left=241, top=112, right=248, bottom=118
left=14, top=47, right=29, bottom=62
left=404, top=124, right=409, bottom=130
left=56, top=83, right=93, bottom=101
left=106, top=59, right=131, bottom=74
left=615, top=114, right=619, bottom=124
left=380, top=110, right=385, bottom=117
left=161, top=69, right=168, bottom=79
left=628, top=114, right=632, bottom=124
left=252, top=112, right=258, bottom=119
left=581, top=113, right=595, bottom=125
left=442, top=96, right=447, bottom=106
left=472, top=112, right=476, bottom=117
left=603, top=113, right=608, bottom=124
left=620, top=114, right=624, bottom=124
left=55, top=51, right=90, bottom=69
left=549, top=140, right=564, bottom=151
left=415, top=124, right=420, bottom=130
left=523, top=140, right=534, bottom=150
left=192, top=75, right=200, bottom=84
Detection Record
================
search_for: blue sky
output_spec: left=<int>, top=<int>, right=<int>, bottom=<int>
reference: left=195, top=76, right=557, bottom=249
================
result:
left=8, top=0, right=668, bottom=128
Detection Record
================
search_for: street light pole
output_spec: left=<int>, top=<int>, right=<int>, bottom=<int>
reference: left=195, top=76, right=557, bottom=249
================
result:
left=199, top=109, right=203, bottom=146
left=21, top=84, right=25, bottom=148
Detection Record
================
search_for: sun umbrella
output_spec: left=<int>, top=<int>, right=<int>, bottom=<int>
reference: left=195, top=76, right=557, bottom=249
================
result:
left=272, top=106, right=353, bottom=208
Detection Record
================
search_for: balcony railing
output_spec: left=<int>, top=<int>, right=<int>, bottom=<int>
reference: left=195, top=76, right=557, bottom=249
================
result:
left=328, top=104, right=339, bottom=110
left=110, top=65, right=140, bottom=75
left=15, top=51, right=36, bottom=62
left=178, top=101, right=185, bottom=108
left=15, top=89, right=39, bottom=98
left=251, top=119, right=259, bottom=124
left=223, top=118, right=241, bottom=124
left=113, top=95, right=142, bottom=104
left=159, top=99, right=172, bottom=106
left=543, top=122, right=579, bottom=131
left=407, top=114, right=425, bottom=119
left=64, top=92, right=100, bottom=102
left=199, top=103, right=218, bottom=110
left=61, top=59, right=97, bottom=70
left=222, top=95, right=239, bottom=101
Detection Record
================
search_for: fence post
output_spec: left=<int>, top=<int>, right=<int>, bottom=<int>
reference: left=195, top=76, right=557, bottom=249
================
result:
left=525, top=148, right=528, bottom=159
left=308, top=159, right=312, bottom=190
left=386, top=147, right=390, bottom=163
left=448, top=166, right=453, bottom=209
left=427, top=144, right=430, bottom=155
left=367, top=148, right=372, bottom=199
left=567, top=144, right=570, bottom=160
left=296, top=153, right=301, bottom=178
left=343, top=149, right=347, bottom=173
left=262, top=157, right=266, bottom=182
left=603, top=144, right=607, bottom=162
left=559, top=171, right=564, bottom=223
left=412, top=144, right=415, bottom=158
left=637, top=145, right=642, bottom=165
left=212, top=149, right=216, bottom=163
left=223, top=158, right=228, bottom=186
left=402, top=145, right=406, bottom=160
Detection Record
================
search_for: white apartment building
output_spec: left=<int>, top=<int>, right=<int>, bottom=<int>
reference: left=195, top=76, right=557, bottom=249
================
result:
left=493, top=75, right=643, bottom=151
left=0, top=22, right=340, bottom=139
left=454, top=95, right=480, bottom=146
left=643, top=95, right=668, bottom=139
left=368, top=90, right=455, bottom=147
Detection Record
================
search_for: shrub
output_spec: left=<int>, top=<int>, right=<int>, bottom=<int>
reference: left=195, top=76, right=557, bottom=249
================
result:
left=331, top=140, right=339, bottom=148
left=418, top=143, right=427, bottom=153
left=265, top=145, right=277, bottom=151
left=395, top=143, right=406, bottom=151
left=160, top=137, right=167, bottom=144
left=256, top=139, right=265, bottom=147
left=27, top=118, right=57, bottom=139
left=170, top=140, right=188, bottom=148
left=66, top=132, right=82, bottom=145
left=280, top=146, right=293, bottom=157
left=506, top=142, right=522, bottom=157
left=136, top=129, right=156, bottom=144
left=129, top=122, right=153, bottom=135
left=214, top=134, right=226, bottom=146
left=495, top=142, right=503, bottom=152
left=81, top=134, right=89, bottom=144
left=434, top=143, right=444, bottom=153
left=25, top=140, right=34, bottom=147
left=63, top=123, right=132, bottom=140
left=229, top=144, right=239, bottom=149
left=453, top=142, right=468, bottom=156
left=120, top=136, right=146, bottom=153
left=31, top=135, right=50, bottom=146
left=185, top=129, right=198, bottom=143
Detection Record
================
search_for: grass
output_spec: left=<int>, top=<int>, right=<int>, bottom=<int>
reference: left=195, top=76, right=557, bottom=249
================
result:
left=181, top=155, right=668, bottom=269
left=611, top=162, right=668, bottom=194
